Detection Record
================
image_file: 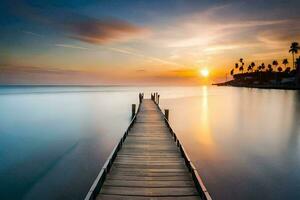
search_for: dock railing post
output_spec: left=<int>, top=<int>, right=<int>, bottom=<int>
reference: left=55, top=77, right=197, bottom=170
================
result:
left=132, top=104, right=136, bottom=119
left=157, top=94, right=160, bottom=105
left=139, top=93, right=144, bottom=103
left=164, top=109, right=169, bottom=121
left=154, top=92, right=159, bottom=104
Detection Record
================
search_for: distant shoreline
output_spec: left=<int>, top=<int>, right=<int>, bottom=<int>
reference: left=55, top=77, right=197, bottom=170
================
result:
left=213, top=82, right=300, bottom=90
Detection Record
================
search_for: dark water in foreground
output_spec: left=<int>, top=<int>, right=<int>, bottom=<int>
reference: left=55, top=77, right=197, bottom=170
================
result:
left=0, top=86, right=300, bottom=200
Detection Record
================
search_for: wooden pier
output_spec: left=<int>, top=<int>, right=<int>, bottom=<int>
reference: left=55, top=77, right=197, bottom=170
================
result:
left=85, top=95, right=212, bottom=200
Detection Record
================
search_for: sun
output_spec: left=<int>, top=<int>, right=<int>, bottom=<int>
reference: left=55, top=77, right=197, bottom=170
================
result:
left=199, top=68, right=209, bottom=77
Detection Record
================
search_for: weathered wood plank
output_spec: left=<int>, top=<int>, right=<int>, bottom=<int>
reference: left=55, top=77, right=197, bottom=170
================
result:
left=114, top=160, right=185, bottom=164
left=111, top=167, right=188, bottom=173
left=107, top=171, right=191, bottom=177
left=104, top=180, right=195, bottom=188
left=100, top=186, right=199, bottom=196
left=112, top=163, right=186, bottom=169
left=106, top=175, right=193, bottom=181
left=97, top=194, right=200, bottom=200
left=116, top=154, right=182, bottom=158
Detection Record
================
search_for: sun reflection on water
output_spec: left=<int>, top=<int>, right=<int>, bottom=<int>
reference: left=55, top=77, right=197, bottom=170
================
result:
left=197, top=86, right=215, bottom=148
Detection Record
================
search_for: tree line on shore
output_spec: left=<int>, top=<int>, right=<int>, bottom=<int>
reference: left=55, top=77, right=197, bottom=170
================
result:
left=230, top=42, right=299, bottom=76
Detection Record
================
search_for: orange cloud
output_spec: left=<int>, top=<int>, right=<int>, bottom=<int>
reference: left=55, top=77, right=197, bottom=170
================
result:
left=11, top=1, right=148, bottom=44
left=66, top=17, right=148, bottom=44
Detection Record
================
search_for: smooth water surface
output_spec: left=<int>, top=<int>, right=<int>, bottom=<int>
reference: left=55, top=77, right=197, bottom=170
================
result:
left=159, top=86, right=300, bottom=200
left=0, top=86, right=139, bottom=199
left=0, top=86, right=300, bottom=199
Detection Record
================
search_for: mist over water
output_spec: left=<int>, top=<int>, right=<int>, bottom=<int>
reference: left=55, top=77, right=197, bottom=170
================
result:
left=0, top=86, right=300, bottom=200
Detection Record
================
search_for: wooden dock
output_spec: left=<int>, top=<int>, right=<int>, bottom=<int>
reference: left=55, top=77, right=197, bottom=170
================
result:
left=85, top=95, right=212, bottom=200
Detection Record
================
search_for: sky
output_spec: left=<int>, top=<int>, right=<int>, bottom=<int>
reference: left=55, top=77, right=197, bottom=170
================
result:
left=0, top=0, right=300, bottom=85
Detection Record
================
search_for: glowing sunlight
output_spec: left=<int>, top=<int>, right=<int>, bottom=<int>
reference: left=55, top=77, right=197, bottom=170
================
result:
left=199, top=68, right=210, bottom=78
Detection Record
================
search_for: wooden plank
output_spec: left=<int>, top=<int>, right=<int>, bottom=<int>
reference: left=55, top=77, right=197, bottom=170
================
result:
left=116, top=154, right=182, bottom=158
left=111, top=168, right=188, bottom=173
left=104, top=180, right=195, bottom=188
left=112, top=163, right=186, bottom=169
left=106, top=175, right=193, bottom=181
left=97, top=194, right=200, bottom=200
left=100, top=186, right=199, bottom=196
left=107, top=171, right=191, bottom=177
left=118, top=151, right=180, bottom=155
left=114, top=160, right=185, bottom=164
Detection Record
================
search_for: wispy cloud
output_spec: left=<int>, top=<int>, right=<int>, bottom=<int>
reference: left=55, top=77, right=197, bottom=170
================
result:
left=106, top=47, right=184, bottom=67
left=66, top=17, right=149, bottom=44
left=152, top=4, right=296, bottom=49
left=0, top=65, right=81, bottom=75
left=22, top=31, right=43, bottom=37
left=203, top=43, right=260, bottom=54
left=55, top=44, right=88, bottom=50
left=12, top=1, right=149, bottom=45
left=0, top=64, right=122, bottom=85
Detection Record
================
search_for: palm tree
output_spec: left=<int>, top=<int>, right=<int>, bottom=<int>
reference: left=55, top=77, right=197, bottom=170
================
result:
left=239, top=66, right=244, bottom=74
left=272, top=60, right=278, bottom=71
left=296, top=57, right=300, bottom=86
left=278, top=66, right=283, bottom=72
left=261, top=63, right=265, bottom=71
left=296, top=57, right=300, bottom=71
left=282, top=58, right=288, bottom=69
left=267, top=64, right=273, bottom=72
left=251, top=62, right=255, bottom=71
left=284, top=67, right=291, bottom=73
left=258, top=65, right=262, bottom=71
left=239, top=58, right=243, bottom=64
left=247, top=65, right=252, bottom=72
left=289, top=42, right=299, bottom=69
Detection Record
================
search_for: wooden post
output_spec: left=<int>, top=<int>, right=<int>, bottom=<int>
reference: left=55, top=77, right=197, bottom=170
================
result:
left=164, top=109, right=169, bottom=121
left=132, top=104, right=136, bottom=119
left=157, top=94, right=160, bottom=105
left=139, top=93, right=143, bottom=103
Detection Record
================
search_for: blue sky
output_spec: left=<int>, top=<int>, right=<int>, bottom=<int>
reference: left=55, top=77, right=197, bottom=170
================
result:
left=1, top=0, right=300, bottom=85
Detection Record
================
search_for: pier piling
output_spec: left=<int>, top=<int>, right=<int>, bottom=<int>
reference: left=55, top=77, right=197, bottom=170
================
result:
left=131, top=104, right=136, bottom=119
left=164, top=109, right=169, bottom=121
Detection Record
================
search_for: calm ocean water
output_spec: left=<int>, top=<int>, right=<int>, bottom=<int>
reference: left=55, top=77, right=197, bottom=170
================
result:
left=0, top=86, right=300, bottom=200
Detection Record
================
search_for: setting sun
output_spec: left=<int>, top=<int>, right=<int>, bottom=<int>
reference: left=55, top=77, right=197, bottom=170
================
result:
left=200, top=69, right=209, bottom=77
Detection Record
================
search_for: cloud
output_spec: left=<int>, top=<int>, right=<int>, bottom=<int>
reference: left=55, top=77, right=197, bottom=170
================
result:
left=150, top=3, right=297, bottom=49
left=55, top=44, right=88, bottom=50
left=10, top=1, right=148, bottom=44
left=135, top=69, right=147, bottom=72
left=106, top=47, right=184, bottom=67
left=203, top=43, right=260, bottom=54
left=0, top=65, right=82, bottom=75
left=64, top=16, right=148, bottom=44
left=0, top=64, right=115, bottom=84
left=133, top=68, right=203, bottom=85
left=256, top=18, right=300, bottom=47
left=22, top=31, right=43, bottom=37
